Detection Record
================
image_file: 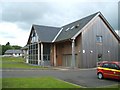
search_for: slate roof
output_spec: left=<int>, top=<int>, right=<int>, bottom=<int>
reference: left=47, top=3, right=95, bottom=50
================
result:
left=28, top=12, right=120, bottom=43
left=33, top=25, right=60, bottom=42
left=55, top=12, right=99, bottom=42
left=5, top=50, right=22, bottom=54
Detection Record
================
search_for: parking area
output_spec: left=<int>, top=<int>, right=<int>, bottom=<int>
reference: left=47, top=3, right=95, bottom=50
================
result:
left=1, top=68, right=119, bottom=88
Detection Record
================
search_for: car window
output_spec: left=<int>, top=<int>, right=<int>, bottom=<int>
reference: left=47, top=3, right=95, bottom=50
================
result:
left=118, top=63, right=120, bottom=67
left=110, top=63, right=120, bottom=70
left=102, top=63, right=110, bottom=68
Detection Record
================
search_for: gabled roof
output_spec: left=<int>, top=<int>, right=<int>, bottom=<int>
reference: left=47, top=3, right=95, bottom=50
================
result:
left=55, top=12, right=99, bottom=42
left=27, top=12, right=120, bottom=44
left=55, top=12, right=120, bottom=42
left=33, top=25, right=60, bottom=42
left=5, top=50, right=22, bottom=54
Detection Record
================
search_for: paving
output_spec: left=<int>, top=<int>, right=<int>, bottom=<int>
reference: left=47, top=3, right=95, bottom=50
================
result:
left=1, top=68, right=119, bottom=88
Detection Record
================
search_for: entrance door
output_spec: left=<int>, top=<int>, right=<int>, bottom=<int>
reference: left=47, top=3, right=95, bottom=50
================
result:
left=62, top=55, right=71, bottom=67
left=62, top=54, right=78, bottom=67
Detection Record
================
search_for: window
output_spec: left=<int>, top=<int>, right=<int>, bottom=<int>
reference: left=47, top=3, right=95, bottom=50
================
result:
left=75, top=24, right=79, bottom=28
left=28, top=43, right=38, bottom=65
left=110, top=63, right=120, bottom=70
left=102, top=63, right=110, bottom=68
left=31, top=31, right=38, bottom=43
left=96, top=36, right=102, bottom=43
left=71, top=26, right=75, bottom=29
left=65, top=28, right=70, bottom=31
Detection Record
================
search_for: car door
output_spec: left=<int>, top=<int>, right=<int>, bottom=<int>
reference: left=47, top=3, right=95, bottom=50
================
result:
left=102, top=63, right=111, bottom=78
left=109, top=63, right=120, bottom=80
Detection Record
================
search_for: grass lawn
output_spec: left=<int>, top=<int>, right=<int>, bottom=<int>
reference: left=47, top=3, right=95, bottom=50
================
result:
left=2, top=77, right=80, bottom=88
left=1, top=57, right=47, bottom=69
left=2, top=76, right=119, bottom=88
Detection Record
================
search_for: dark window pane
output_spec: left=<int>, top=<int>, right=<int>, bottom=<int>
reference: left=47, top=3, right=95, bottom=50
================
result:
left=96, top=36, right=102, bottom=43
left=110, top=64, right=119, bottom=70
left=102, top=63, right=110, bottom=68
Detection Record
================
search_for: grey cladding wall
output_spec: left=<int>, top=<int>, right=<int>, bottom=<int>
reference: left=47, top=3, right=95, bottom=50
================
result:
left=81, top=16, right=119, bottom=68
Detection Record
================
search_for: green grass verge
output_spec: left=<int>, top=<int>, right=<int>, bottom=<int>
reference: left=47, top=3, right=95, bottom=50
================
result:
left=2, top=77, right=80, bottom=88
left=1, top=57, right=47, bottom=69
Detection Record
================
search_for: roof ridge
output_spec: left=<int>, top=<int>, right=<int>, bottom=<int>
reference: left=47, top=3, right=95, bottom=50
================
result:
left=61, top=12, right=100, bottom=27
left=33, top=24, right=60, bottom=29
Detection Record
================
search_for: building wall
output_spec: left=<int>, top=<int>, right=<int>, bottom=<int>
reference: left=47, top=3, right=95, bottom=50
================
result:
left=55, top=34, right=82, bottom=67
left=118, top=1, right=120, bottom=61
left=81, top=16, right=119, bottom=68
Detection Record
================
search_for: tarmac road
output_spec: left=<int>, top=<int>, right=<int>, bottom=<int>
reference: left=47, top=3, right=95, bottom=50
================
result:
left=1, top=68, right=119, bottom=88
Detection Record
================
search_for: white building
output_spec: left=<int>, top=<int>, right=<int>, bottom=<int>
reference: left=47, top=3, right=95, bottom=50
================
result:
left=4, top=50, right=22, bottom=57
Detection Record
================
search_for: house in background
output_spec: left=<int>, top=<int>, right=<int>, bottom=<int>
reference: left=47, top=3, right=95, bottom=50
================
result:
left=25, top=12, right=120, bottom=68
left=4, top=50, right=22, bottom=57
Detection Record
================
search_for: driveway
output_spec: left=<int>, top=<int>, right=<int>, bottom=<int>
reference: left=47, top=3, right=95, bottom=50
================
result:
left=1, top=68, right=119, bottom=88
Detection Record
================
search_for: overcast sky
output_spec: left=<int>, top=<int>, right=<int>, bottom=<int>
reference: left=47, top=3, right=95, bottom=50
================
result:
left=0, top=0, right=119, bottom=47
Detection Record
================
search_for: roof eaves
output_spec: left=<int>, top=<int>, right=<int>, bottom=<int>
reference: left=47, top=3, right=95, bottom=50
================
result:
left=27, top=25, right=34, bottom=45
left=71, top=12, right=100, bottom=40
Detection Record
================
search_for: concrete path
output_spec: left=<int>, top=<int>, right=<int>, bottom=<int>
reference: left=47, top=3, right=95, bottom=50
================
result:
left=1, top=68, right=119, bottom=88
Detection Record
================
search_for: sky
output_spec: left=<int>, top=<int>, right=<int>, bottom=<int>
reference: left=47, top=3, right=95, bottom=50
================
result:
left=0, top=0, right=119, bottom=47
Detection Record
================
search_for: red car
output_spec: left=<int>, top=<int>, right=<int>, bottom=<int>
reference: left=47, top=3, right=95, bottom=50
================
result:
left=97, top=61, right=120, bottom=80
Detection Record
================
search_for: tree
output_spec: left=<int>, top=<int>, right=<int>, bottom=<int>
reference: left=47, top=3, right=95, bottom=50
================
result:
left=2, top=42, right=22, bottom=55
left=6, top=42, right=10, bottom=46
left=12, top=45, right=22, bottom=49
left=2, top=45, right=13, bottom=55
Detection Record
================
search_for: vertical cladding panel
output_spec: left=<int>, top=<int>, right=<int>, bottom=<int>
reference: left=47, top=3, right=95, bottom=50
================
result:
left=56, top=44, right=62, bottom=66
left=118, top=1, right=120, bottom=61
left=100, top=17, right=118, bottom=61
left=81, top=16, right=119, bottom=68
left=86, top=28, right=90, bottom=68
left=75, top=34, right=81, bottom=68
left=62, top=41, right=72, bottom=54
left=101, top=22, right=107, bottom=61
left=90, top=24, right=96, bottom=67
left=82, top=32, right=86, bottom=68
left=91, top=19, right=95, bottom=67
left=86, top=27, right=91, bottom=68
left=82, top=19, right=100, bottom=68
left=118, top=1, right=120, bottom=31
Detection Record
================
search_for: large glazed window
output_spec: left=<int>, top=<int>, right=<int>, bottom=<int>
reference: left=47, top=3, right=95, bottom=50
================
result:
left=28, top=43, right=38, bottom=65
left=31, top=30, right=38, bottom=43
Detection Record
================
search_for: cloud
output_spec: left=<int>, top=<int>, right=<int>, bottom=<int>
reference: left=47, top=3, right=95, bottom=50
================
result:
left=2, top=1, right=119, bottom=29
left=0, top=0, right=119, bottom=46
left=1, top=2, right=52, bottom=29
left=0, top=22, right=29, bottom=46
